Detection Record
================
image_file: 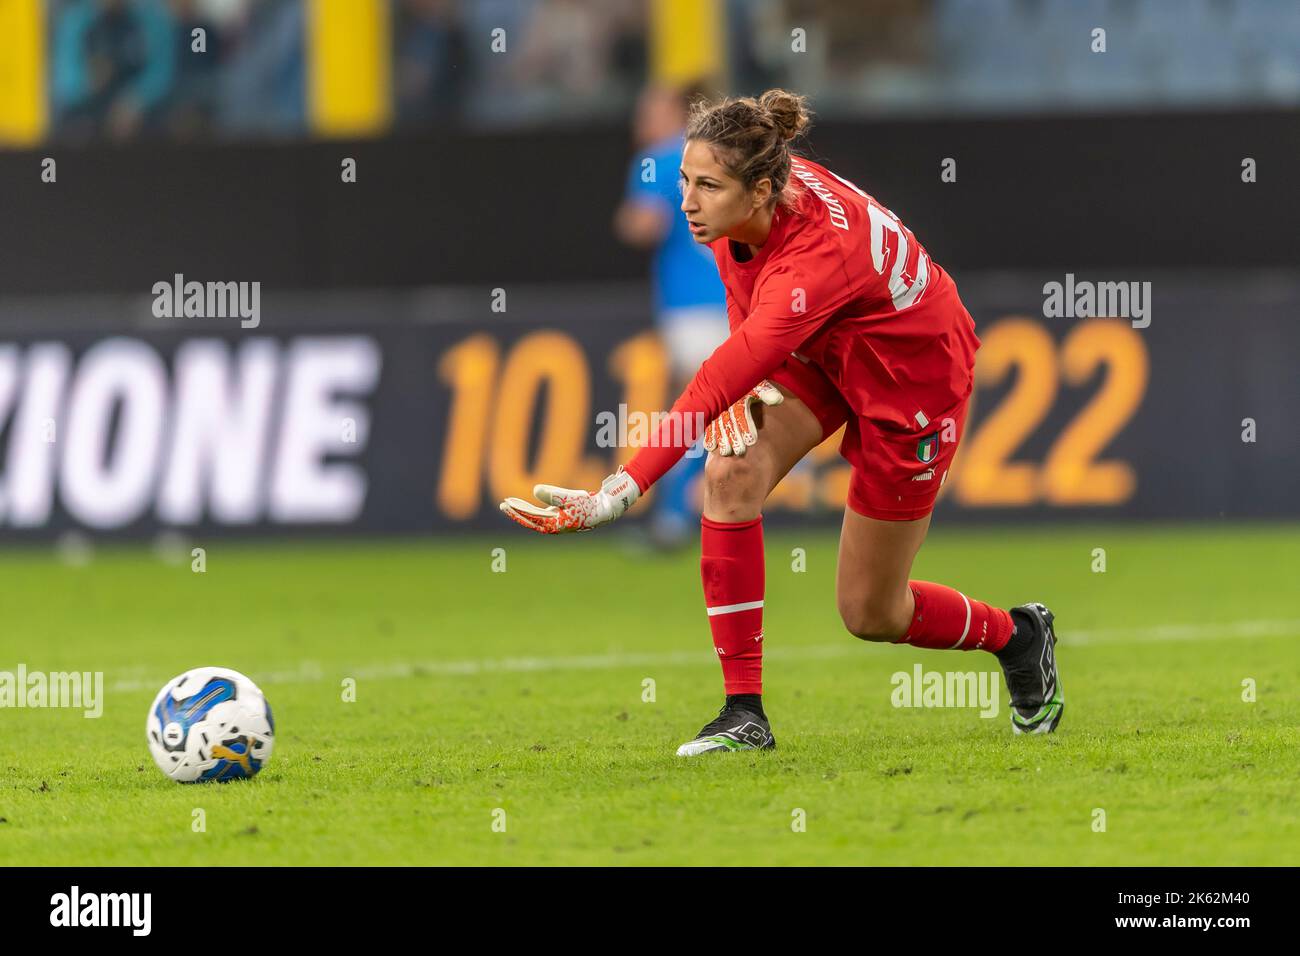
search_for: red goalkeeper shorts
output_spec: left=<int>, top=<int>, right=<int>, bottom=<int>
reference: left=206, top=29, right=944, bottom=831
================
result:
left=768, top=354, right=971, bottom=522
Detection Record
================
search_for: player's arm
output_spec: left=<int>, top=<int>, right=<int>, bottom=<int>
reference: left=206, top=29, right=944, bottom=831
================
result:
left=701, top=289, right=784, bottom=457
left=626, top=251, right=859, bottom=481
left=724, top=287, right=745, bottom=334
left=614, top=199, right=668, bottom=249
left=622, top=313, right=814, bottom=491
left=614, top=154, right=671, bottom=249
left=498, top=327, right=790, bottom=535
left=500, top=273, right=838, bottom=534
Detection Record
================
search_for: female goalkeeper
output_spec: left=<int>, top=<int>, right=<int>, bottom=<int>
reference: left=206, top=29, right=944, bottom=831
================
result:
left=501, top=90, right=1063, bottom=755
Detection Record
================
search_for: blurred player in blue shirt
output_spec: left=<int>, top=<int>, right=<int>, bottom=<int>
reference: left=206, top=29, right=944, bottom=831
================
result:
left=615, top=83, right=728, bottom=549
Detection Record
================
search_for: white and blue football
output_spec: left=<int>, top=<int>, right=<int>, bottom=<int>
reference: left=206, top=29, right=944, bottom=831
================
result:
left=146, top=667, right=275, bottom=783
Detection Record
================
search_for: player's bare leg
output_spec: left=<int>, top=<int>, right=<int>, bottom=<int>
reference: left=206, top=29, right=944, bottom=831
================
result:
left=675, top=385, right=825, bottom=756
left=700, top=384, right=824, bottom=521
left=835, top=510, right=932, bottom=643
left=835, top=508, right=1064, bottom=734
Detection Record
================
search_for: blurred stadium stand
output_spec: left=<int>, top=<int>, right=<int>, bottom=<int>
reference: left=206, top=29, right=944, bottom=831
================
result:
left=1, top=0, right=1297, bottom=147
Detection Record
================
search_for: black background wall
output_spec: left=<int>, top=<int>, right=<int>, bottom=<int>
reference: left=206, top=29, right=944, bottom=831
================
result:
left=0, top=110, right=1295, bottom=537
left=1, top=109, right=1296, bottom=296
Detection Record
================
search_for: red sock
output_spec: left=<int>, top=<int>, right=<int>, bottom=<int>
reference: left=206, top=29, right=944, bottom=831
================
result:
left=899, top=581, right=1013, bottom=652
left=700, top=515, right=765, bottom=695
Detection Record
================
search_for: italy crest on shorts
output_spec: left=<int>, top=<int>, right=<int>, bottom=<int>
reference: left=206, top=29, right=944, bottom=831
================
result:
left=916, top=432, right=939, bottom=463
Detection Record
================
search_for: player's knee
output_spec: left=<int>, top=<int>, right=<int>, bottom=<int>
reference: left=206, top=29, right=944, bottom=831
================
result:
left=839, top=596, right=909, bottom=643
left=702, top=453, right=767, bottom=521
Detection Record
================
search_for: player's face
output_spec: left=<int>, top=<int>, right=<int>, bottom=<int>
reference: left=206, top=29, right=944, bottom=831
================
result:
left=679, top=139, right=769, bottom=244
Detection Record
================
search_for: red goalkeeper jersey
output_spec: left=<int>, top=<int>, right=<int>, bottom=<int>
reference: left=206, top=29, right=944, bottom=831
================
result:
left=624, top=156, right=979, bottom=493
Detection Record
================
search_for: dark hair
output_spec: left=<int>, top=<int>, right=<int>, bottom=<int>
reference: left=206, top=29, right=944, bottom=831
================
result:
left=684, top=89, right=812, bottom=208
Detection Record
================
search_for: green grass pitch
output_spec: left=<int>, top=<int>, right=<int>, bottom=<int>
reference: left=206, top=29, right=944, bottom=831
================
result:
left=1, top=522, right=1297, bottom=866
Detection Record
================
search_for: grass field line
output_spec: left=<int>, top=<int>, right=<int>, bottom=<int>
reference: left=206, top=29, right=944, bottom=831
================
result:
left=103, top=617, right=1300, bottom=693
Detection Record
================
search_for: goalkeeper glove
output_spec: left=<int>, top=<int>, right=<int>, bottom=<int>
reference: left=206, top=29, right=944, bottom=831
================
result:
left=703, top=380, right=784, bottom=457
left=499, top=467, right=641, bottom=534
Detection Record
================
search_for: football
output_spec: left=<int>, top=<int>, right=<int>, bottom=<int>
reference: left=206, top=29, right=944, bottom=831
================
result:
left=145, top=667, right=275, bottom=783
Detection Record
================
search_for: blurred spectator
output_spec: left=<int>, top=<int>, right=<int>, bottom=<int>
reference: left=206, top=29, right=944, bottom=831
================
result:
left=513, top=0, right=612, bottom=98
left=159, top=0, right=226, bottom=138
left=218, top=0, right=305, bottom=138
left=772, top=0, right=933, bottom=111
left=52, top=0, right=178, bottom=141
left=194, top=0, right=249, bottom=30
left=38, top=0, right=1300, bottom=144
left=394, top=0, right=468, bottom=126
left=493, top=0, right=643, bottom=122
left=726, top=0, right=785, bottom=95
left=607, top=0, right=648, bottom=95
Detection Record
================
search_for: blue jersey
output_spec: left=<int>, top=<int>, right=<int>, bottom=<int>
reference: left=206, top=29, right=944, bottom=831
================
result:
left=624, top=133, right=726, bottom=314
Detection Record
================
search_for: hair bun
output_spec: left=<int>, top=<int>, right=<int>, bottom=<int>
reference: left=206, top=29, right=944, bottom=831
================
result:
left=758, top=89, right=811, bottom=142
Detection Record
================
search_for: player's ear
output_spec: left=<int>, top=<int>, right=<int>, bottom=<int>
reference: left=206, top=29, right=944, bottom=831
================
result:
left=751, top=177, right=772, bottom=211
